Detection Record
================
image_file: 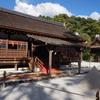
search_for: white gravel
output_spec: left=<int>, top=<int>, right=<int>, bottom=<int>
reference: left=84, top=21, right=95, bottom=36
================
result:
left=0, top=62, right=100, bottom=100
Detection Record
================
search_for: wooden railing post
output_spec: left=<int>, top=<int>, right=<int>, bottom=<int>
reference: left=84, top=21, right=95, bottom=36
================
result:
left=3, top=71, right=6, bottom=88
left=96, top=91, right=100, bottom=100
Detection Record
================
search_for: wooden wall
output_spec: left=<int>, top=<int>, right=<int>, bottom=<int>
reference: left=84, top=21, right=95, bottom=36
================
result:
left=0, top=39, right=28, bottom=59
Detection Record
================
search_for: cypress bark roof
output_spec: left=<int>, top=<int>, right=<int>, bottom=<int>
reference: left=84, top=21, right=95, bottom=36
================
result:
left=0, top=7, right=87, bottom=42
left=90, top=37, right=100, bottom=47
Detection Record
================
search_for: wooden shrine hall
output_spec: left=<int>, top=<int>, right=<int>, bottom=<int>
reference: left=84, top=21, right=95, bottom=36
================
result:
left=0, top=7, right=88, bottom=74
left=90, top=35, right=100, bottom=62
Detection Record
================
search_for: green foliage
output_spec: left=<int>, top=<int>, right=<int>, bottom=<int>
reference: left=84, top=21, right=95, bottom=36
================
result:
left=83, top=50, right=91, bottom=61
left=39, top=14, right=100, bottom=41
left=53, top=14, right=69, bottom=23
left=80, top=33, right=91, bottom=44
left=39, top=15, right=53, bottom=21
left=82, top=50, right=98, bottom=62
left=39, top=14, right=100, bottom=61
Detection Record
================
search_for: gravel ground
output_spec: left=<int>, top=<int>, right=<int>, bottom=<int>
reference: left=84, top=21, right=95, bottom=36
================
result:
left=0, top=61, right=100, bottom=100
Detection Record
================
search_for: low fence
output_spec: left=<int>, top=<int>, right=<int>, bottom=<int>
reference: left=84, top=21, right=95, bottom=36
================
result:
left=1, top=71, right=100, bottom=100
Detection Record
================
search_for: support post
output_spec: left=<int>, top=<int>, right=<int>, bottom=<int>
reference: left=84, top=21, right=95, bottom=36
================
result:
left=49, top=50, right=53, bottom=77
left=78, top=51, right=82, bottom=74
left=31, top=43, right=34, bottom=72
left=89, top=53, right=92, bottom=67
left=58, top=52, right=61, bottom=69
left=3, top=71, right=6, bottom=88
left=30, top=43, right=35, bottom=72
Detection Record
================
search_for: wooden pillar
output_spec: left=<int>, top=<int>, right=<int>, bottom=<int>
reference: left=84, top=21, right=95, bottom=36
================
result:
left=49, top=50, right=53, bottom=77
left=3, top=71, right=6, bottom=88
left=78, top=51, right=82, bottom=74
left=30, top=43, right=34, bottom=72
left=15, top=63, right=18, bottom=71
left=58, top=52, right=61, bottom=69
left=89, top=53, right=92, bottom=67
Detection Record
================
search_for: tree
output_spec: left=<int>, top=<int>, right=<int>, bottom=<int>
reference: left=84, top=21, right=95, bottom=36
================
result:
left=39, top=15, right=53, bottom=21
left=80, top=33, right=91, bottom=44
left=53, top=14, right=69, bottom=23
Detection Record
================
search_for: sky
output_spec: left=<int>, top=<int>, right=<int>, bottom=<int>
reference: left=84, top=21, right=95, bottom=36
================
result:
left=0, top=0, right=100, bottom=20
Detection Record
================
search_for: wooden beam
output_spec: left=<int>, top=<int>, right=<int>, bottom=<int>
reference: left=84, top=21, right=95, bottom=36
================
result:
left=29, top=43, right=34, bottom=72
left=32, top=44, right=47, bottom=48
left=91, top=46, right=100, bottom=48
left=49, top=50, right=53, bottom=77
left=3, top=71, right=6, bottom=88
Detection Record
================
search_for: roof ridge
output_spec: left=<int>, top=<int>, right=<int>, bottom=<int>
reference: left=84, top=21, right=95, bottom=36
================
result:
left=0, top=7, right=64, bottom=26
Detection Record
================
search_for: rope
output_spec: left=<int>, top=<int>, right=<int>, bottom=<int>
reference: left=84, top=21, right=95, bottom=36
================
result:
left=38, top=84, right=97, bottom=99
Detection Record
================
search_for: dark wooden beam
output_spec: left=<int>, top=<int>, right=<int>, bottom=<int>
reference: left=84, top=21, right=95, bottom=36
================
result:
left=32, top=44, right=47, bottom=48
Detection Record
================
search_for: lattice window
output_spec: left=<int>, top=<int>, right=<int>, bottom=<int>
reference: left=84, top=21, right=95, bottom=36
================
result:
left=18, top=42, right=26, bottom=50
left=8, top=40, right=18, bottom=49
left=0, top=39, right=6, bottom=48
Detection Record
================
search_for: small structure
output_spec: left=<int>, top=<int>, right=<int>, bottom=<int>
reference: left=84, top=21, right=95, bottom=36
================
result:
left=90, top=36, right=100, bottom=62
left=0, top=7, right=87, bottom=74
